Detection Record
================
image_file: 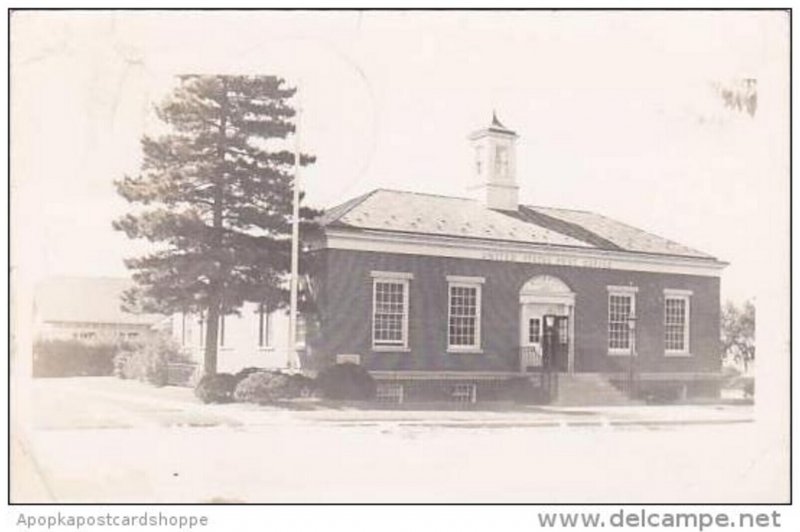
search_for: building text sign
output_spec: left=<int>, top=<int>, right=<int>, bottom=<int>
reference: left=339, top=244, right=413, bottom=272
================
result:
left=326, top=232, right=724, bottom=277
left=481, top=251, right=613, bottom=270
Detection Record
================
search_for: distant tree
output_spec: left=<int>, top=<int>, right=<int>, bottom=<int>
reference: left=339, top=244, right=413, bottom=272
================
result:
left=114, top=75, right=319, bottom=376
left=713, top=78, right=758, bottom=117
left=721, top=300, right=755, bottom=372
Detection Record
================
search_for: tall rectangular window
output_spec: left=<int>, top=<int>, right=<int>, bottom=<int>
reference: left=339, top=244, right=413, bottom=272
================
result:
left=371, top=273, right=411, bottom=349
left=447, top=276, right=484, bottom=351
left=664, top=290, right=691, bottom=355
left=296, top=314, right=307, bottom=347
left=557, top=317, right=569, bottom=346
left=495, top=145, right=509, bottom=178
left=258, top=304, right=271, bottom=348
left=528, top=318, right=541, bottom=343
left=198, top=313, right=205, bottom=347
left=218, top=315, right=226, bottom=347
left=607, top=286, right=637, bottom=354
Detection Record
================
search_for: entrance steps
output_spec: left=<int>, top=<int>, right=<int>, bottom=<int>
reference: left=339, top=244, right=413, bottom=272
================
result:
left=551, top=373, right=642, bottom=406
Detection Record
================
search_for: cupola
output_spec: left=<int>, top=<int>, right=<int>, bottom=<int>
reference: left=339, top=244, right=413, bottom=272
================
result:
left=468, top=112, right=519, bottom=211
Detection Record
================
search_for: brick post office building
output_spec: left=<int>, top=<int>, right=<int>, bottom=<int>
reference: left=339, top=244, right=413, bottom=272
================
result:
left=303, top=115, right=727, bottom=404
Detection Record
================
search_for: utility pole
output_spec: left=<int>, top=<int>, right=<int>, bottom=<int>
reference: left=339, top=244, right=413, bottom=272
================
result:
left=288, top=88, right=302, bottom=370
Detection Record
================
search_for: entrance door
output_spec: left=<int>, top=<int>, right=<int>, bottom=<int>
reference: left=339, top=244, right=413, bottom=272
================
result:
left=543, top=315, right=570, bottom=372
left=521, top=304, right=570, bottom=372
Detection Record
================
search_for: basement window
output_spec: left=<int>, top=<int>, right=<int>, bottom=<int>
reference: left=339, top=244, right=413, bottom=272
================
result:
left=451, top=383, right=477, bottom=404
left=376, top=383, right=404, bottom=404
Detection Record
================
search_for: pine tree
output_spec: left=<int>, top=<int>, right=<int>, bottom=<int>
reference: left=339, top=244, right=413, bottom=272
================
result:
left=114, top=75, right=319, bottom=375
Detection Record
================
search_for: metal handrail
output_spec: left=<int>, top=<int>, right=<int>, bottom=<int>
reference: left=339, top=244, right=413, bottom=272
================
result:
left=520, top=344, right=543, bottom=370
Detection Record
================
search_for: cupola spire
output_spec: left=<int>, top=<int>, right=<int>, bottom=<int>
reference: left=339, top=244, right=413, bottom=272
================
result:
left=491, top=110, right=505, bottom=128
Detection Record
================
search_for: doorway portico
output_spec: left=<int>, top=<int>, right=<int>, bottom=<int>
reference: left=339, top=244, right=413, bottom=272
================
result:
left=519, top=275, right=576, bottom=374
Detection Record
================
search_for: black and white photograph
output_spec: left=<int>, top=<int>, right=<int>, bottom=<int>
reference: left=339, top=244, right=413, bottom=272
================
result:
left=7, top=8, right=790, bottom=510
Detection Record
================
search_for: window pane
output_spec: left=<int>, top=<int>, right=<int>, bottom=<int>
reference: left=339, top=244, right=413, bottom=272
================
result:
left=665, top=297, right=687, bottom=351
left=449, top=285, right=478, bottom=347
left=451, top=383, right=476, bottom=403
left=608, top=294, right=632, bottom=350
left=495, top=146, right=508, bottom=177
left=529, top=318, right=540, bottom=343
left=296, top=315, right=307, bottom=346
left=373, top=281, right=407, bottom=346
left=558, top=317, right=569, bottom=345
left=376, top=383, right=404, bottom=404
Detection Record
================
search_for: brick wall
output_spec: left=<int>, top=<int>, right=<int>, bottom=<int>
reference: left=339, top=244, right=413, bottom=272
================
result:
left=307, top=248, right=721, bottom=375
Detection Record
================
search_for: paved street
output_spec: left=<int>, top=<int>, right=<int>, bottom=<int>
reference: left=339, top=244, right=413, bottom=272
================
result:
left=11, top=377, right=785, bottom=503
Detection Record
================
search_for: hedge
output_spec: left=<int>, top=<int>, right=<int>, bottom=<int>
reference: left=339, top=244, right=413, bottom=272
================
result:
left=33, top=340, right=116, bottom=377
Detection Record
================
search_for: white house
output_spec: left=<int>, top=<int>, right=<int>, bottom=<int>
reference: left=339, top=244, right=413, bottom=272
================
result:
left=171, top=304, right=304, bottom=374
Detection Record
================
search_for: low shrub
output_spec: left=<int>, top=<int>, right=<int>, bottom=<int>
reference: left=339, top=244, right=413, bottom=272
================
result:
left=194, top=373, right=238, bottom=404
left=721, top=365, right=742, bottom=379
left=233, top=371, right=278, bottom=404
left=234, top=367, right=264, bottom=386
left=316, top=363, right=376, bottom=401
left=33, top=340, right=116, bottom=377
left=286, top=373, right=315, bottom=398
left=113, top=335, right=179, bottom=387
left=112, top=342, right=138, bottom=379
left=726, top=376, right=754, bottom=398
left=233, top=371, right=313, bottom=404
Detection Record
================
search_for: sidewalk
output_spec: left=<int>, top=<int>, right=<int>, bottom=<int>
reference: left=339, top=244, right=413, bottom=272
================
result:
left=28, top=377, right=754, bottom=430
left=15, top=377, right=767, bottom=503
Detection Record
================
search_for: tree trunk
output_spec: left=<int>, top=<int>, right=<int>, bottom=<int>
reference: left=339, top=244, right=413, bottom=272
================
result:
left=203, top=76, right=229, bottom=377
left=203, top=303, right=219, bottom=375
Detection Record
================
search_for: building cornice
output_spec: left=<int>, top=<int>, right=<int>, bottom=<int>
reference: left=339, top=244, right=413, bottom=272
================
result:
left=319, top=228, right=727, bottom=277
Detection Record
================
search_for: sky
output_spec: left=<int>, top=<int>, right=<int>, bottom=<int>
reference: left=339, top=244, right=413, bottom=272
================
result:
left=10, top=10, right=790, bottom=307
